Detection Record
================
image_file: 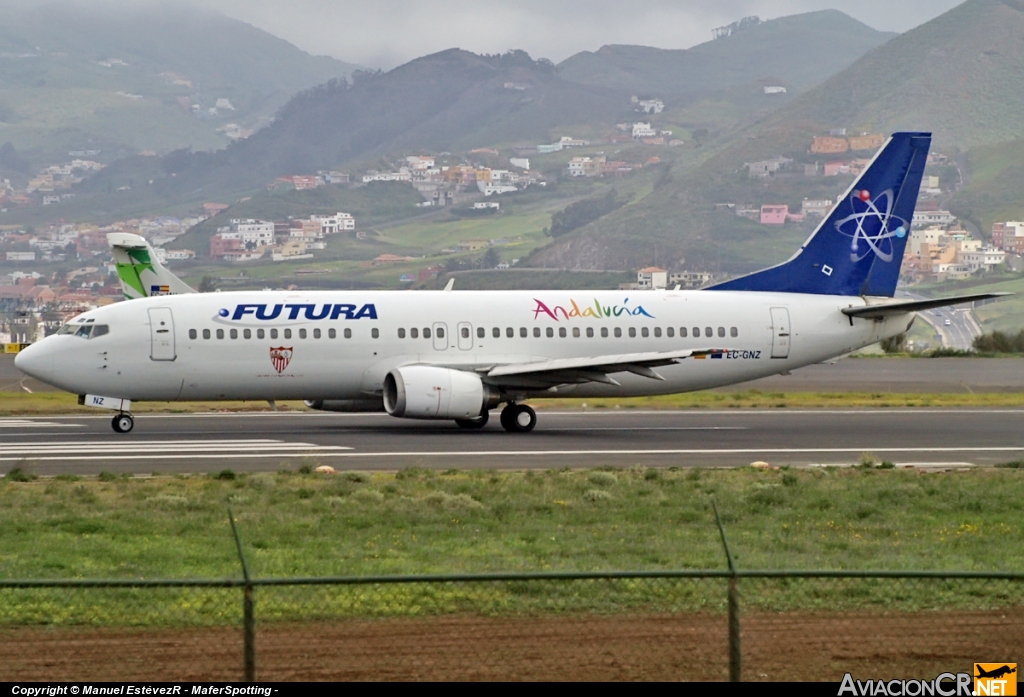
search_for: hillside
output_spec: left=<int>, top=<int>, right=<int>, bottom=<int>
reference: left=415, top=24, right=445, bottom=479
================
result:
left=0, top=1, right=359, bottom=167
left=557, top=11, right=896, bottom=97
left=531, top=0, right=1024, bottom=274
left=122, top=50, right=632, bottom=195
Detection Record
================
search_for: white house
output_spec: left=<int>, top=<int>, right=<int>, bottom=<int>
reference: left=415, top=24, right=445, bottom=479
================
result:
left=232, top=219, right=275, bottom=247
left=311, top=212, right=355, bottom=234
left=912, top=210, right=956, bottom=227
left=637, top=267, right=667, bottom=289
left=632, top=123, right=657, bottom=139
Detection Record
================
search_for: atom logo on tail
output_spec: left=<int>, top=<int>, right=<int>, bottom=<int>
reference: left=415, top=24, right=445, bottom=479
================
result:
left=834, top=188, right=909, bottom=263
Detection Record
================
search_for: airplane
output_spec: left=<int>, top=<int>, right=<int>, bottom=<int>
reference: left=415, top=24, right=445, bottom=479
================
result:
left=15, top=132, right=1009, bottom=434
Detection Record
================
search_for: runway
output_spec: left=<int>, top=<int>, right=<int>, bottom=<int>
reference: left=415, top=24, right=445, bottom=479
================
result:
left=3, top=409, right=1023, bottom=475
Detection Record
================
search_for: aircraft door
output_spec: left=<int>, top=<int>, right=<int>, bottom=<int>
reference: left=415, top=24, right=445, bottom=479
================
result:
left=457, top=322, right=473, bottom=350
left=148, top=307, right=176, bottom=361
left=432, top=322, right=448, bottom=351
left=770, top=307, right=790, bottom=359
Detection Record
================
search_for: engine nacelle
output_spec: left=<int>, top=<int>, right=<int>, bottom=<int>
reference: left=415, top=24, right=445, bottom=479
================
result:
left=383, top=366, right=500, bottom=420
left=304, top=398, right=384, bottom=413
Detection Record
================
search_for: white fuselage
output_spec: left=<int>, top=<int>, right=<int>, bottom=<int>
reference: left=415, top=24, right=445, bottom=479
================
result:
left=20, top=289, right=911, bottom=403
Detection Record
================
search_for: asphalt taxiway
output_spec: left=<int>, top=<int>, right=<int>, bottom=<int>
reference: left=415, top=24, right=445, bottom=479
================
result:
left=3, top=409, right=1022, bottom=475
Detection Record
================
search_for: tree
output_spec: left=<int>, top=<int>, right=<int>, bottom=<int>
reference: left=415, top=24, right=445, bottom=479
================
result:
left=548, top=190, right=623, bottom=238
left=880, top=333, right=907, bottom=353
left=198, top=276, right=219, bottom=293
left=482, top=247, right=499, bottom=269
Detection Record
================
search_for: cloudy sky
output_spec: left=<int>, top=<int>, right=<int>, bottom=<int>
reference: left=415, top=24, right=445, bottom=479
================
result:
left=203, top=0, right=966, bottom=68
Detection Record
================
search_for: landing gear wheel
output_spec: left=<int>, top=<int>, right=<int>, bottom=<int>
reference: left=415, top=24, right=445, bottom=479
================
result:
left=455, top=410, right=489, bottom=429
left=501, top=404, right=536, bottom=433
left=112, top=413, right=134, bottom=433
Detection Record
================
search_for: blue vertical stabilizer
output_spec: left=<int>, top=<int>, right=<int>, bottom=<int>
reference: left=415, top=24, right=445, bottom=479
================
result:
left=708, top=132, right=931, bottom=297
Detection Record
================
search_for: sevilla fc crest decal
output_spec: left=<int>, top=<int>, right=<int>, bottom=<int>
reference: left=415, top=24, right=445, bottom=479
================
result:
left=269, top=347, right=293, bottom=374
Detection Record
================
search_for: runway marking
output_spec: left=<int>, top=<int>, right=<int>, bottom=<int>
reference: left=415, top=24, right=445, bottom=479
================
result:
left=0, top=419, right=82, bottom=428
left=544, top=427, right=747, bottom=432
left=298, top=446, right=1024, bottom=459
left=0, top=439, right=352, bottom=461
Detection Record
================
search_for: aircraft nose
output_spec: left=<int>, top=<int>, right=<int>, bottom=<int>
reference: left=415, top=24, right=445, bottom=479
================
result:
left=14, top=340, right=53, bottom=383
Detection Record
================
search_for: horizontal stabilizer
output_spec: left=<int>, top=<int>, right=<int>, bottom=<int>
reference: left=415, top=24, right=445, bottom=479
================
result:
left=842, top=293, right=1012, bottom=319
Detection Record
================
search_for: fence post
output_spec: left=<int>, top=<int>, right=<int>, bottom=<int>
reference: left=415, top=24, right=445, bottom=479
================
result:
left=712, top=499, right=741, bottom=683
left=229, top=509, right=256, bottom=683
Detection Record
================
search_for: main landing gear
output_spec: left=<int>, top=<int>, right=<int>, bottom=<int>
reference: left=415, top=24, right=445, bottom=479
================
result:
left=500, top=403, right=536, bottom=433
left=111, top=413, right=134, bottom=433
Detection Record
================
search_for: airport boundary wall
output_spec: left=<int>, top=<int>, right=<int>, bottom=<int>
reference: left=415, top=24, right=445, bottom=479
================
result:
left=0, top=510, right=1020, bottom=682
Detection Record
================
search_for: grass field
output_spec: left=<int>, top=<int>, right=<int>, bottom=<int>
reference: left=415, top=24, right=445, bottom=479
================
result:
left=1, top=465, right=1021, bottom=586
left=5, top=390, right=1024, bottom=416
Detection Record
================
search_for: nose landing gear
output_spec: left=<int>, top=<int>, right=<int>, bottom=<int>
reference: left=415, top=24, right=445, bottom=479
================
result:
left=111, top=413, right=134, bottom=433
left=500, top=403, right=536, bottom=433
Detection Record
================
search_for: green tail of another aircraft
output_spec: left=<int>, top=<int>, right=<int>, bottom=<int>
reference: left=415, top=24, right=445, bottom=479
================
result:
left=108, top=233, right=195, bottom=299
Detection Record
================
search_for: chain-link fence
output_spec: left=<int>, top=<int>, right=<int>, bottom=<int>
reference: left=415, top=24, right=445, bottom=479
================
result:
left=0, top=513, right=1021, bottom=681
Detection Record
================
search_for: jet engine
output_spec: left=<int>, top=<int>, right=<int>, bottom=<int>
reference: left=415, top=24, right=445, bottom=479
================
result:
left=304, top=398, right=385, bottom=413
left=383, top=366, right=500, bottom=420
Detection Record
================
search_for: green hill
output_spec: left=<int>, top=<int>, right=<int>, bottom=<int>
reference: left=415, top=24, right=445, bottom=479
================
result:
left=557, top=11, right=896, bottom=96
left=530, top=0, right=1024, bottom=274
left=0, top=1, right=359, bottom=167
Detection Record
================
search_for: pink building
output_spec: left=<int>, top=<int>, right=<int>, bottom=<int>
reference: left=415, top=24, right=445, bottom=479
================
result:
left=760, top=205, right=789, bottom=225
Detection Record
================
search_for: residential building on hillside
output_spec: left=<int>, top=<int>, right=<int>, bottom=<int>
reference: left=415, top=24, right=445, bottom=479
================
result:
left=811, top=136, right=849, bottom=154
left=632, top=123, right=656, bottom=139
left=231, top=219, right=275, bottom=248
left=292, top=175, right=322, bottom=190
left=823, top=161, right=849, bottom=176
left=637, top=267, right=667, bottom=289
left=763, top=86, right=787, bottom=94
left=632, top=96, right=665, bottom=113
left=668, top=271, right=712, bottom=288
left=912, top=210, right=956, bottom=227
left=456, top=239, right=489, bottom=252
left=509, top=158, right=530, bottom=170
left=847, top=134, right=885, bottom=151
left=760, top=205, right=789, bottom=225
left=746, top=156, right=792, bottom=178
left=801, top=199, right=833, bottom=217
left=310, top=212, right=354, bottom=234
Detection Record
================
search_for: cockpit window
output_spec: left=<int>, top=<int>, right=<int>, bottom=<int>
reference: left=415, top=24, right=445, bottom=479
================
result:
left=64, top=324, right=109, bottom=339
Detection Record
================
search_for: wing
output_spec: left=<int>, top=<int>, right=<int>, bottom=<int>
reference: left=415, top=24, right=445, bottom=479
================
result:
left=471, top=348, right=723, bottom=390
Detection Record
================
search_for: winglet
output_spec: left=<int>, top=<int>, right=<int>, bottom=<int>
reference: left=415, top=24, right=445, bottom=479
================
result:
left=444, top=278, right=455, bottom=292
left=108, top=233, right=195, bottom=299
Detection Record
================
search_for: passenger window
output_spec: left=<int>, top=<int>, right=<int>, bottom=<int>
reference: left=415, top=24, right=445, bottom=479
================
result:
left=398, top=328, right=406, bottom=339
left=586, top=327, right=594, bottom=338
left=437, top=327, right=445, bottom=339
left=731, top=327, right=738, bottom=338
left=244, top=329, right=252, bottom=339
left=680, top=327, right=687, bottom=338
left=533, top=327, right=541, bottom=338
left=257, top=329, right=265, bottom=339
left=284, top=329, right=292, bottom=339
left=492, top=327, right=500, bottom=338
left=641, top=328, right=649, bottom=338
left=705, top=327, right=713, bottom=337
left=559, top=327, right=567, bottom=338
left=601, top=327, right=608, bottom=338
left=203, top=329, right=211, bottom=340
left=629, top=328, right=637, bottom=338
left=692, top=327, right=699, bottom=338
left=614, top=328, right=622, bottom=338
left=520, top=327, right=527, bottom=338
left=299, top=329, right=307, bottom=339
left=506, top=327, right=513, bottom=338
left=313, top=328, right=321, bottom=339
left=411, top=328, right=419, bottom=339
left=654, top=327, right=662, bottom=338
left=423, top=328, right=431, bottom=339
left=92, top=325, right=109, bottom=338
left=230, top=329, right=238, bottom=339
left=573, top=327, right=580, bottom=338
left=270, top=329, right=278, bottom=339
left=371, top=328, right=379, bottom=339
left=216, top=329, right=224, bottom=339
left=329, top=328, right=336, bottom=339
left=462, top=327, right=470, bottom=339
left=667, top=327, right=674, bottom=338
left=477, top=327, right=485, bottom=339
left=189, top=329, right=197, bottom=340
left=344, top=328, right=352, bottom=339
left=718, top=327, right=725, bottom=338
left=546, top=327, right=554, bottom=338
